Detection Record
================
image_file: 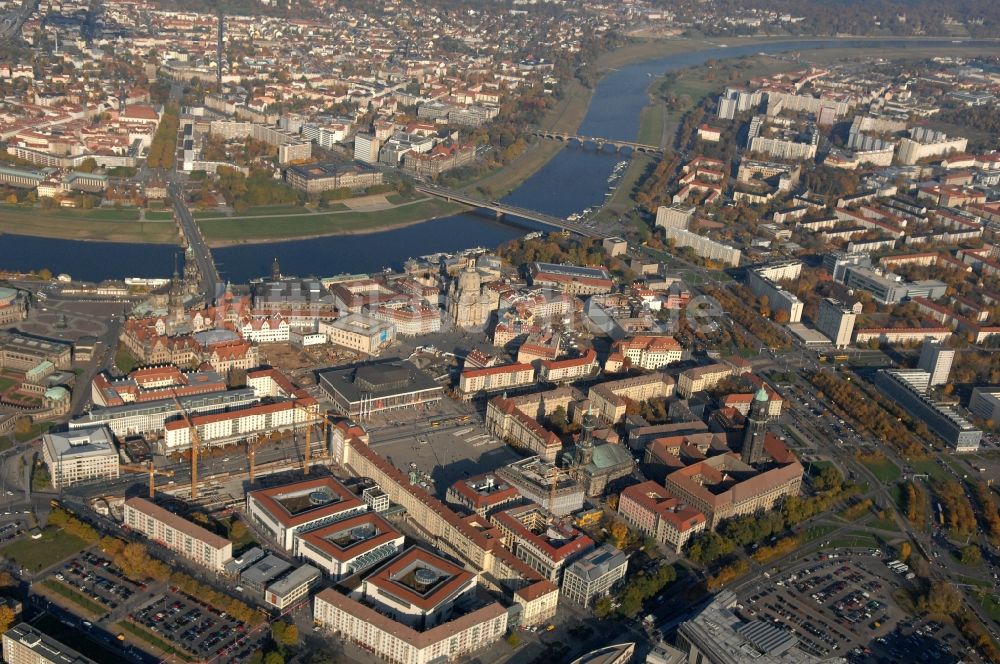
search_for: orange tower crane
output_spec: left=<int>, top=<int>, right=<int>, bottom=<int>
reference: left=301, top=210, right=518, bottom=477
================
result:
left=292, top=401, right=327, bottom=476
left=170, top=392, right=202, bottom=499
left=246, top=433, right=269, bottom=484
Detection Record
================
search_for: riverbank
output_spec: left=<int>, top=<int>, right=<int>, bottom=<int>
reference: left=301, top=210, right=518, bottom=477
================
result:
left=0, top=204, right=178, bottom=244
left=459, top=77, right=593, bottom=199
left=198, top=197, right=465, bottom=246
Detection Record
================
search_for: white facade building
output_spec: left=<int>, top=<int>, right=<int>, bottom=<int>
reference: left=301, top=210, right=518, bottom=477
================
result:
left=918, top=338, right=955, bottom=387
left=41, top=426, right=119, bottom=489
left=816, top=298, right=859, bottom=349
left=124, top=497, right=233, bottom=571
left=320, top=314, right=396, bottom=356
left=162, top=398, right=318, bottom=449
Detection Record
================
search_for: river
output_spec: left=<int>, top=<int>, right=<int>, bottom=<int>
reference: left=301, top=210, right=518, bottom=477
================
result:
left=0, top=38, right=995, bottom=283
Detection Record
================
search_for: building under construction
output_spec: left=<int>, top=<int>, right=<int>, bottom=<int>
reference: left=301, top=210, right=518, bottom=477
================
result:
left=496, top=457, right=584, bottom=516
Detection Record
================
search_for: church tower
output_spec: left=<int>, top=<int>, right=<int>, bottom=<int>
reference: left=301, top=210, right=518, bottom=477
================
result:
left=741, top=387, right=771, bottom=465
left=183, top=246, right=200, bottom=295
left=168, top=257, right=185, bottom=328
left=576, top=407, right=597, bottom=468
left=271, top=257, right=281, bottom=281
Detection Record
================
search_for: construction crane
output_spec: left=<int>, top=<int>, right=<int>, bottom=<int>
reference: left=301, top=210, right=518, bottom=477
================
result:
left=292, top=401, right=327, bottom=476
left=170, top=391, right=203, bottom=499
left=246, top=433, right=268, bottom=484
left=121, top=461, right=175, bottom=499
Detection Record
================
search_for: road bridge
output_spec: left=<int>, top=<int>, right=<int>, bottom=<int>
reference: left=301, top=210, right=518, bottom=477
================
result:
left=168, top=180, right=221, bottom=303
left=527, top=129, right=664, bottom=154
left=414, top=183, right=601, bottom=237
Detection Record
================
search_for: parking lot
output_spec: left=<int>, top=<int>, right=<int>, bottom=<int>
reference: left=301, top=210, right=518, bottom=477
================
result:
left=53, top=551, right=144, bottom=613
left=130, top=588, right=266, bottom=661
left=741, top=551, right=965, bottom=664
left=0, top=519, right=23, bottom=544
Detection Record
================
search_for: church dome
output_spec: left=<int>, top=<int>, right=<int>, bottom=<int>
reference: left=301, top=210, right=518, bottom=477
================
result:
left=456, top=266, right=480, bottom=294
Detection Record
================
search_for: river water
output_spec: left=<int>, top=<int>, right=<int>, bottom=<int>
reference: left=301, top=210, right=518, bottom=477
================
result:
left=0, top=38, right=994, bottom=282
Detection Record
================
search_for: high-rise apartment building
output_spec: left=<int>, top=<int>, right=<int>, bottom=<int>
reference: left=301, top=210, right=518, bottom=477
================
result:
left=918, top=338, right=955, bottom=387
left=816, top=298, right=860, bottom=349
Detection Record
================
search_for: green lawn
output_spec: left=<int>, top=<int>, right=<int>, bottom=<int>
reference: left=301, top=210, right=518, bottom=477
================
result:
left=825, top=531, right=883, bottom=550
left=118, top=621, right=195, bottom=662
left=32, top=463, right=51, bottom=490
left=1, top=527, right=87, bottom=572
left=386, top=192, right=420, bottom=205
left=958, top=575, right=992, bottom=588
left=226, top=522, right=257, bottom=552
left=861, top=458, right=902, bottom=483
left=192, top=209, right=228, bottom=218
left=42, top=579, right=107, bottom=616
left=911, top=458, right=951, bottom=483
left=637, top=103, right=666, bottom=146
left=219, top=204, right=306, bottom=218
left=144, top=211, right=174, bottom=220
left=974, top=592, right=1000, bottom=622
left=114, top=346, right=139, bottom=374
left=198, top=198, right=464, bottom=242
left=801, top=524, right=838, bottom=543
left=871, top=517, right=901, bottom=532
left=0, top=376, right=16, bottom=392
left=0, top=203, right=175, bottom=243
left=14, top=421, right=52, bottom=443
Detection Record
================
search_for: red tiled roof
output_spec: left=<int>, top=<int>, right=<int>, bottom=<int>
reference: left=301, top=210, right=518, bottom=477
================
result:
left=540, top=348, right=596, bottom=370
left=492, top=507, right=593, bottom=563
left=248, top=476, right=362, bottom=528
left=364, top=546, right=473, bottom=611
left=298, top=512, right=401, bottom=563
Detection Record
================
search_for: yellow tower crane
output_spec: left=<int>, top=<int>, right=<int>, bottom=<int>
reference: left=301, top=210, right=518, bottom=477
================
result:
left=121, top=461, right=175, bottom=499
left=292, top=401, right=328, bottom=476
left=170, top=392, right=203, bottom=499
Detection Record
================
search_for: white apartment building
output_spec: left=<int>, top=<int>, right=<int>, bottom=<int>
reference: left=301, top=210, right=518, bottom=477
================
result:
left=897, top=127, right=968, bottom=166
left=918, top=338, right=956, bottom=387
left=458, top=363, right=535, bottom=400
left=3, top=623, right=98, bottom=664
left=124, top=497, right=233, bottom=571
left=969, top=388, right=1000, bottom=425
left=747, top=261, right=804, bottom=324
left=240, top=316, right=290, bottom=343
left=661, top=227, right=741, bottom=266
left=314, top=588, right=507, bottom=664
left=162, top=399, right=318, bottom=449
left=302, top=122, right=350, bottom=148
left=614, top=336, right=683, bottom=370
left=538, top=349, right=598, bottom=383
left=816, top=298, right=860, bottom=349
left=68, top=389, right=259, bottom=439
left=353, top=133, right=380, bottom=164
left=41, top=426, right=119, bottom=489
left=655, top=204, right=695, bottom=230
